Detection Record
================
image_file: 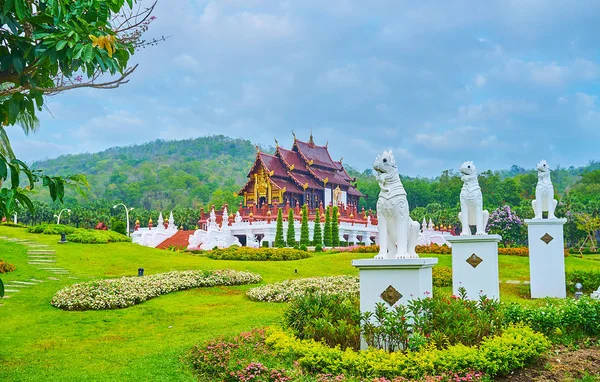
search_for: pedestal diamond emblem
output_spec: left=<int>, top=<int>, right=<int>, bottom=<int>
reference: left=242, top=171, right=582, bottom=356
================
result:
left=466, top=253, right=483, bottom=268
left=380, top=285, right=402, bottom=306
left=540, top=233, right=553, bottom=244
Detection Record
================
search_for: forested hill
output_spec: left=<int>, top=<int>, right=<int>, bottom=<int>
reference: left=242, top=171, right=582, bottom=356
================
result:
left=32, top=135, right=260, bottom=210
left=30, top=134, right=600, bottom=214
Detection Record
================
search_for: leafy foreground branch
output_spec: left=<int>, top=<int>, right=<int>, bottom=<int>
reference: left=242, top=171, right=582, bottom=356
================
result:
left=51, top=270, right=262, bottom=310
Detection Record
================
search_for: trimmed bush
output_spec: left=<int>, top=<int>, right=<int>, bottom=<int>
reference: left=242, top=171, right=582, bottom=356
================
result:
left=331, top=206, right=340, bottom=247
left=300, top=205, right=310, bottom=246
left=52, top=269, right=262, bottom=310
left=566, top=270, right=600, bottom=294
left=0, top=259, right=16, bottom=273
left=27, top=224, right=77, bottom=235
left=286, top=209, right=295, bottom=247
left=323, top=205, right=332, bottom=247
left=275, top=209, right=285, bottom=248
left=265, top=324, right=550, bottom=379
left=206, top=246, right=311, bottom=261
left=67, top=229, right=130, bottom=244
left=246, top=276, right=359, bottom=302
left=432, top=266, right=452, bottom=287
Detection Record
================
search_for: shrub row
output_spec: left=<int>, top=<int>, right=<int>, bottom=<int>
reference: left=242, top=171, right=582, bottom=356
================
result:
left=52, top=269, right=262, bottom=310
left=566, top=270, right=600, bottom=294
left=0, top=259, right=16, bottom=273
left=503, top=297, right=600, bottom=342
left=206, top=246, right=312, bottom=261
left=188, top=328, right=489, bottom=382
left=265, top=325, right=551, bottom=379
left=26, top=224, right=130, bottom=244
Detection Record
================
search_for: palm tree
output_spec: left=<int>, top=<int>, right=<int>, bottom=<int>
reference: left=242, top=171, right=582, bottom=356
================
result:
left=0, top=111, right=40, bottom=159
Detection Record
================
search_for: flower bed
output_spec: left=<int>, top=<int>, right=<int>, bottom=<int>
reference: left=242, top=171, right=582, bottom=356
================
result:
left=187, top=326, right=550, bottom=381
left=0, top=259, right=16, bottom=273
left=52, top=269, right=262, bottom=310
left=205, top=247, right=312, bottom=261
left=246, top=276, right=359, bottom=302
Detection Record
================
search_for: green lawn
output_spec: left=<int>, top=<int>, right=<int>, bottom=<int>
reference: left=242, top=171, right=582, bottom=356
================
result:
left=0, top=226, right=599, bottom=381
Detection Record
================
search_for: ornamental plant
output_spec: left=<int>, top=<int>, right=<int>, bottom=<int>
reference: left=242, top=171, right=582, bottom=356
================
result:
left=0, top=259, right=16, bottom=273
left=246, top=276, right=359, bottom=302
left=486, top=205, right=525, bottom=246
left=323, top=206, right=332, bottom=247
left=286, top=209, right=296, bottom=247
left=275, top=209, right=285, bottom=248
left=331, top=206, right=340, bottom=247
left=312, top=216, right=323, bottom=247
left=300, top=204, right=310, bottom=246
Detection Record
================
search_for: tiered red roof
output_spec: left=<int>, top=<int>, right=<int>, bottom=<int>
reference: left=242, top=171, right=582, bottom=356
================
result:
left=239, top=135, right=364, bottom=199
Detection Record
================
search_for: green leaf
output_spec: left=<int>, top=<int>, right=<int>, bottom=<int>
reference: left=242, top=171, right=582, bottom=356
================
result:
left=0, top=279, right=4, bottom=299
left=12, top=55, right=24, bottom=75
left=8, top=162, right=19, bottom=189
left=3, top=0, right=14, bottom=16
left=15, top=192, right=34, bottom=214
left=56, top=40, right=68, bottom=51
left=48, top=179, right=57, bottom=201
left=0, top=156, right=7, bottom=180
left=11, top=159, right=34, bottom=187
left=7, top=100, right=20, bottom=125
left=14, top=0, right=25, bottom=19
left=82, top=44, right=93, bottom=63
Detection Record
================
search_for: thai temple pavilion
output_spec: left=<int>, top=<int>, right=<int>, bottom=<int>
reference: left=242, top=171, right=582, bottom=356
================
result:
left=239, top=134, right=364, bottom=209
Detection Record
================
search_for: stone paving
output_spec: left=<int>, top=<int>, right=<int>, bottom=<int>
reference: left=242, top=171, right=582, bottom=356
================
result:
left=1, top=235, right=70, bottom=306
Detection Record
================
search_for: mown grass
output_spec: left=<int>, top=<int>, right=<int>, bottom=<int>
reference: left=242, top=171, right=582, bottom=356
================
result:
left=0, top=226, right=599, bottom=381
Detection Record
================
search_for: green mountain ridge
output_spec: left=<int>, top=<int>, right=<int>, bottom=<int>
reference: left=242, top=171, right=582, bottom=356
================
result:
left=29, top=135, right=600, bottom=213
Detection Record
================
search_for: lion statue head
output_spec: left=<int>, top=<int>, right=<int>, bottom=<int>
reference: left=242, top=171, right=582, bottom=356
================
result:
left=373, top=150, right=397, bottom=176
left=459, top=161, right=477, bottom=178
left=536, top=159, right=550, bottom=173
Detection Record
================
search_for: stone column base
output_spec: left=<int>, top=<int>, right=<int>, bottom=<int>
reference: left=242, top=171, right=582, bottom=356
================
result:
left=446, top=235, right=501, bottom=301
left=525, top=218, right=567, bottom=298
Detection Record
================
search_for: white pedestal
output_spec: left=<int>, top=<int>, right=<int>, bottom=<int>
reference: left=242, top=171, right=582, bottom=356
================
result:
left=352, top=258, right=438, bottom=349
left=525, top=218, right=567, bottom=298
left=446, top=235, right=501, bottom=301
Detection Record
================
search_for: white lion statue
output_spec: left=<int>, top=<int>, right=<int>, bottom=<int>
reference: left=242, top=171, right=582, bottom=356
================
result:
left=532, top=160, right=557, bottom=219
left=373, top=150, right=420, bottom=259
left=458, top=161, right=489, bottom=235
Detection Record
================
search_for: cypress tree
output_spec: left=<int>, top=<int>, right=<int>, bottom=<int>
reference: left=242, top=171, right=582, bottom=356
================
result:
left=275, top=209, right=285, bottom=248
left=300, top=204, right=310, bottom=246
left=312, top=212, right=323, bottom=246
left=323, top=205, right=332, bottom=247
left=286, top=209, right=296, bottom=247
left=332, top=205, right=340, bottom=247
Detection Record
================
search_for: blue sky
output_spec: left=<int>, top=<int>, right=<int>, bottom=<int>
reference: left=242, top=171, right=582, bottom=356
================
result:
left=6, top=0, right=600, bottom=177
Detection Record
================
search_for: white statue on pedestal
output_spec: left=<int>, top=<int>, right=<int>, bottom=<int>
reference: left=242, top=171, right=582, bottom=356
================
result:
left=458, top=161, right=489, bottom=235
left=234, top=211, right=243, bottom=224
left=157, top=212, right=164, bottom=229
left=168, top=211, right=175, bottom=230
left=532, top=160, right=557, bottom=219
left=373, top=150, right=419, bottom=259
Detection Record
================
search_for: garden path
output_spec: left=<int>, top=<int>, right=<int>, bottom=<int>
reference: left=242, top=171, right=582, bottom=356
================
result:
left=0, top=236, right=72, bottom=307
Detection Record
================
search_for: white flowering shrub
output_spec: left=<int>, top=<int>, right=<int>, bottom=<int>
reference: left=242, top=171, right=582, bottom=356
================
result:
left=246, top=275, right=359, bottom=302
left=52, top=269, right=262, bottom=310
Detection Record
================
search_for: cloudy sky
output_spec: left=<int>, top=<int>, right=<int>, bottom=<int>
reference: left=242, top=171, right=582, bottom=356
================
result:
left=6, top=0, right=600, bottom=177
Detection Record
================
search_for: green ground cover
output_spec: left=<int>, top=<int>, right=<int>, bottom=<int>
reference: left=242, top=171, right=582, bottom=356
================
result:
left=0, top=226, right=599, bottom=381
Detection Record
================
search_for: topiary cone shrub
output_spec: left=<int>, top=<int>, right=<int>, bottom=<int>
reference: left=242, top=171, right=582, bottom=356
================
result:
left=275, top=209, right=285, bottom=248
left=286, top=209, right=296, bottom=247
left=312, top=216, right=323, bottom=246
left=300, top=204, right=310, bottom=246
left=332, top=205, right=340, bottom=247
left=323, top=206, right=332, bottom=247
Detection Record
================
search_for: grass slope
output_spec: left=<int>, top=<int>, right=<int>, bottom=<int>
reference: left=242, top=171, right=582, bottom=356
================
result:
left=0, top=226, right=599, bottom=381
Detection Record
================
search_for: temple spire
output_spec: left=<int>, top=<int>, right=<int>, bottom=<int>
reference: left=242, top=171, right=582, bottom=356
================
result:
left=308, top=129, right=315, bottom=147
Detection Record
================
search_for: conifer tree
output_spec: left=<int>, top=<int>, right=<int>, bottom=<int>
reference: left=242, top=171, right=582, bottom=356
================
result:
left=300, top=204, right=310, bottom=246
left=312, top=213, right=323, bottom=246
left=323, top=205, right=332, bottom=247
left=286, top=209, right=296, bottom=247
left=275, top=209, right=285, bottom=248
left=332, top=205, right=340, bottom=247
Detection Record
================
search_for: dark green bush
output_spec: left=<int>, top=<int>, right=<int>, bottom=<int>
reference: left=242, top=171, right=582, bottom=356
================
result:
left=66, top=229, right=130, bottom=244
left=206, top=247, right=311, bottom=261
left=300, top=244, right=307, bottom=251
left=110, top=218, right=127, bottom=236
left=502, top=297, right=600, bottom=342
left=566, top=270, right=600, bottom=293
left=27, top=224, right=77, bottom=235
left=284, top=292, right=361, bottom=351
left=314, top=244, right=323, bottom=252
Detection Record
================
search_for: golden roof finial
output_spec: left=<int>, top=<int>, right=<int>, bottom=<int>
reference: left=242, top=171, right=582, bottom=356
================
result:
left=292, top=130, right=296, bottom=141
left=339, top=156, right=343, bottom=163
left=274, top=137, right=279, bottom=147
left=309, top=129, right=314, bottom=146
left=325, top=140, right=328, bottom=147
left=255, top=145, right=260, bottom=153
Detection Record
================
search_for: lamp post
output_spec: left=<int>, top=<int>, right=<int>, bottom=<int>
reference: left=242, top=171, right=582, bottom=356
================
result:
left=113, top=203, right=134, bottom=237
left=54, top=209, right=71, bottom=225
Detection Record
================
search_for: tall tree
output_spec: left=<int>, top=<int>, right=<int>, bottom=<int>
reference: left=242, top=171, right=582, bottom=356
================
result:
left=300, top=204, right=310, bottom=246
left=332, top=205, right=340, bottom=247
left=286, top=209, right=296, bottom=247
left=275, top=209, right=285, bottom=248
left=323, top=205, right=332, bottom=247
